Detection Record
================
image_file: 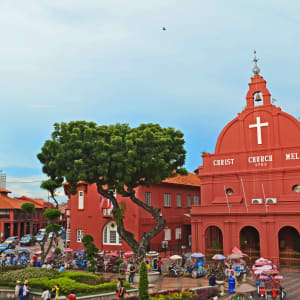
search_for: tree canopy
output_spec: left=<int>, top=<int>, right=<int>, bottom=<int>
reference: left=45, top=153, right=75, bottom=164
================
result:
left=37, top=121, right=187, bottom=262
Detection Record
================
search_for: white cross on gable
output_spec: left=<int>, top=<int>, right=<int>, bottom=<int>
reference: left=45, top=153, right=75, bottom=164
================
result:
left=249, top=116, right=269, bottom=145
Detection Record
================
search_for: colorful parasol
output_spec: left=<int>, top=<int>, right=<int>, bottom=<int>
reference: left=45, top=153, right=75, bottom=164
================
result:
left=124, top=251, right=134, bottom=258
left=227, top=253, right=242, bottom=260
left=191, top=252, right=205, bottom=258
left=107, top=251, right=119, bottom=257
left=274, top=275, right=283, bottom=280
left=259, top=275, right=269, bottom=280
left=212, top=254, right=226, bottom=260
left=63, top=248, right=73, bottom=253
left=170, top=255, right=182, bottom=260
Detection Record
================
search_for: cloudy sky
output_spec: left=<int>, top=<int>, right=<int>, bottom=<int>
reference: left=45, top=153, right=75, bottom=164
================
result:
left=1, top=0, right=300, bottom=200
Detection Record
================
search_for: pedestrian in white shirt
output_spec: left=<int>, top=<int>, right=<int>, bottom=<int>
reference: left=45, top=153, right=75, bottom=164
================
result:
left=41, top=287, right=50, bottom=300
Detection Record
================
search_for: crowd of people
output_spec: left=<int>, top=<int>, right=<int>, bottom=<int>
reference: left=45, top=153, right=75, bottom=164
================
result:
left=15, top=281, right=77, bottom=300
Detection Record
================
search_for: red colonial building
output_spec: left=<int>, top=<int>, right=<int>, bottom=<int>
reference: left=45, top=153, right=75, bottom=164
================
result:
left=193, top=58, right=300, bottom=266
left=64, top=173, right=200, bottom=252
left=0, top=188, right=51, bottom=241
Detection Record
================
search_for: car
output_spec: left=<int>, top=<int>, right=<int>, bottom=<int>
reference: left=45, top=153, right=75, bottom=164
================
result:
left=0, top=243, right=9, bottom=252
left=35, top=233, right=46, bottom=243
left=20, top=234, right=35, bottom=246
left=4, top=236, right=19, bottom=248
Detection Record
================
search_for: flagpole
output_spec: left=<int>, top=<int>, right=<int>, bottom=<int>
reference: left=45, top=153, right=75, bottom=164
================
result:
left=262, top=183, right=268, bottom=213
left=240, top=176, right=248, bottom=212
left=224, top=185, right=231, bottom=213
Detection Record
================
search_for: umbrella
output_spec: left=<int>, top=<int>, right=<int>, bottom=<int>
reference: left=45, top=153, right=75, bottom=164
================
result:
left=212, top=254, right=225, bottom=260
left=124, top=251, right=134, bottom=258
left=170, top=255, right=182, bottom=260
left=227, top=253, right=241, bottom=260
left=274, top=275, right=283, bottom=280
left=63, top=248, right=73, bottom=253
left=98, top=250, right=104, bottom=255
left=235, top=283, right=257, bottom=294
left=74, top=250, right=84, bottom=254
left=146, top=251, right=159, bottom=257
left=17, top=248, right=29, bottom=252
left=191, top=252, right=205, bottom=258
left=3, top=249, right=15, bottom=253
left=35, top=250, right=42, bottom=255
left=107, top=252, right=119, bottom=257
left=259, top=275, right=269, bottom=280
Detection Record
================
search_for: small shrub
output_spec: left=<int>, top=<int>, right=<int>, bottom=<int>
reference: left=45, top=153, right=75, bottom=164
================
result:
left=139, top=261, right=149, bottom=300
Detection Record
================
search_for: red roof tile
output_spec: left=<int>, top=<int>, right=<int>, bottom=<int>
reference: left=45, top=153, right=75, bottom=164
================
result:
left=0, top=187, right=11, bottom=194
left=162, top=173, right=200, bottom=187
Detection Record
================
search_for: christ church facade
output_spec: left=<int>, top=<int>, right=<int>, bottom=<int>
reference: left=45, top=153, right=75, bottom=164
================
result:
left=192, top=57, right=300, bottom=266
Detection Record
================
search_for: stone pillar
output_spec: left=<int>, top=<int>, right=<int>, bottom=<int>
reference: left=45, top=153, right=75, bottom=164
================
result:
left=224, top=220, right=237, bottom=255
left=17, top=222, right=21, bottom=238
left=8, top=210, right=14, bottom=237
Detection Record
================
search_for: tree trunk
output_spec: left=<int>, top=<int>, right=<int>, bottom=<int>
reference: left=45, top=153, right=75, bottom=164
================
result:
left=96, top=182, right=166, bottom=264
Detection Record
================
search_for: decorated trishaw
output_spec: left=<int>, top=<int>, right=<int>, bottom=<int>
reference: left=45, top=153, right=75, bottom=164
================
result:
left=225, top=252, right=248, bottom=281
left=16, top=248, right=30, bottom=266
left=252, top=257, right=286, bottom=299
left=185, top=253, right=206, bottom=278
left=168, top=254, right=183, bottom=277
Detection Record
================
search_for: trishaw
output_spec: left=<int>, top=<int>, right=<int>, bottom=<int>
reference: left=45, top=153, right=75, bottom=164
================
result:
left=210, top=254, right=226, bottom=280
left=226, top=253, right=248, bottom=281
left=16, top=248, right=30, bottom=266
left=168, top=255, right=183, bottom=277
left=2, top=249, right=16, bottom=266
left=185, top=253, right=206, bottom=278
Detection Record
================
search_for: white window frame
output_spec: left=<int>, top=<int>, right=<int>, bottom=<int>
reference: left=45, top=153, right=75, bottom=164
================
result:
left=102, top=221, right=122, bottom=245
left=76, top=229, right=84, bottom=242
left=164, top=228, right=171, bottom=241
left=187, top=195, right=191, bottom=207
left=145, top=192, right=151, bottom=206
left=78, top=191, right=84, bottom=210
left=194, top=195, right=199, bottom=205
left=164, top=193, right=171, bottom=207
left=176, top=194, right=182, bottom=207
left=175, top=227, right=182, bottom=240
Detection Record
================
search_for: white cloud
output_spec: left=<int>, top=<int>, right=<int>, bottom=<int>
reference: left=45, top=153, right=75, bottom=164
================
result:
left=6, top=174, right=67, bottom=202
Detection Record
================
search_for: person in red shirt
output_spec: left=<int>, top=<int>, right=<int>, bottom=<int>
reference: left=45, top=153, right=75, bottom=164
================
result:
left=157, top=257, right=163, bottom=275
left=32, top=254, right=37, bottom=267
left=67, top=290, right=76, bottom=300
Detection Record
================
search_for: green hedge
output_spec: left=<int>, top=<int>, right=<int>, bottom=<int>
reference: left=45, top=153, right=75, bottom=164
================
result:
left=0, top=268, right=57, bottom=286
left=0, top=269, right=130, bottom=295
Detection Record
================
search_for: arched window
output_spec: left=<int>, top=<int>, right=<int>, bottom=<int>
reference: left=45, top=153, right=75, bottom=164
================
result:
left=103, top=221, right=122, bottom=245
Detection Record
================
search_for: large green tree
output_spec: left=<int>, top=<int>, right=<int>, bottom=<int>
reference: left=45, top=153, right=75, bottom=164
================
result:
left=37, top=121, right=186, bottom=262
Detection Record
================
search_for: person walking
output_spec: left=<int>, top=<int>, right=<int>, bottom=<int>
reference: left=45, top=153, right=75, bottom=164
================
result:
left=23, top=280, right=30, bottom=300
left=157, top=257, right=163, bottom=275
left=128, top=264, right=136, bottom=283
left=50, top=284, right=59, bottom=299
left=41, top=287, right=50, bottom=300
left=15, top=280, right=20, bottom=298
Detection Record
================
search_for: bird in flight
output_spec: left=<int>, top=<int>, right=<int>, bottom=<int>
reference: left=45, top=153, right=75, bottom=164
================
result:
left=162, top=27, right=166, bottom=31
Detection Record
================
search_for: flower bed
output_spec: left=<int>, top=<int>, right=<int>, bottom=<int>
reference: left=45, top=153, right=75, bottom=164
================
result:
left=126, top=287, right=218, bottom=300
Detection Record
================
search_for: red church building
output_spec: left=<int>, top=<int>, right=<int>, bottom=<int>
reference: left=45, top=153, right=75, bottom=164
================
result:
left=193, top=56, right=300, bottom=267
left=64, top=173, right=200, bottom=253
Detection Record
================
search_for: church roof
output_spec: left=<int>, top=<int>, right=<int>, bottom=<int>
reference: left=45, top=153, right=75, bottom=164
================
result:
left=162, top=173, right=200, bottom=187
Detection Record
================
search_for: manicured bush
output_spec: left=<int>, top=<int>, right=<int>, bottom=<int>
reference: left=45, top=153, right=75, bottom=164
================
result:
left=0, top=269, right=130, bottom=296
left=0, top=267, right=57, bottom=285
left=0, top=265, right=25, bottom=272
left=139, top=261, right=149, bottom=300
